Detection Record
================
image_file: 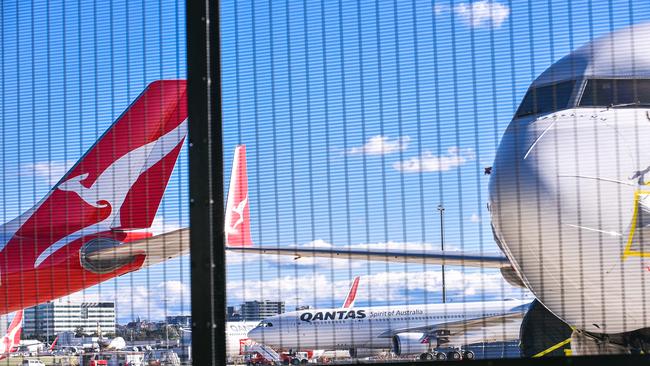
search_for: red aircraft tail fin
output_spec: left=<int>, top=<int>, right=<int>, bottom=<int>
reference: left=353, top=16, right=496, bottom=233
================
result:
left=342, top=276, right=361, bottom=308
left=7, top=310, right=22, bottom=352
left=225, top=145, right=253, bottom=247
left=49, top=335, right=59, bottom=352
left=53, top=79, right=188, bottom=231
left=8, top=80, right=187, bottom=268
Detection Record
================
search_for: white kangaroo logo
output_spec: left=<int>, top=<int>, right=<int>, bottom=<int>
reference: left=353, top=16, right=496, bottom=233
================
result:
left=226, top=195, right=248, bottom=235
left=34, top=119, right=188, bottom=268
left=57, top=120, right=187, bottom=222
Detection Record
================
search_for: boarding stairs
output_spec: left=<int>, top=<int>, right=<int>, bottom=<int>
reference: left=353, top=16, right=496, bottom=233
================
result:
left=247, top=343, right=281, bottom=363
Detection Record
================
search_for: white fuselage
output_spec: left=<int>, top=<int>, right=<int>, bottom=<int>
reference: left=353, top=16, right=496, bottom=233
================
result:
left=489, top=22, right=650, bottom=336
left=491, top=107, right=650, bottom=334
left=247, top=300, right=528, bottom=351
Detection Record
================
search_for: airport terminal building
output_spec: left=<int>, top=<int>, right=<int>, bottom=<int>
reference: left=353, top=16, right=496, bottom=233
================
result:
left=24, top=301, right=116, bottom=338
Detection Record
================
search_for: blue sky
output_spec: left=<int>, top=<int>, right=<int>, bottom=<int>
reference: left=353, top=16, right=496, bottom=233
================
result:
left=0, top=0, right=188, bottom=323
left=221, top=0, right=650, bottom=310
left=2, top=0, right=650, bottom=323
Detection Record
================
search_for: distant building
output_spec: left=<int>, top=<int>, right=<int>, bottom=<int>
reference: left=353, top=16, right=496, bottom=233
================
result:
left=239, top=300, right=284, bottom=321
left=227, top=306, right=242, bottom=321
left=166, top=315, right=191, bottom=327
left=24, top=301, right=116, bottom=338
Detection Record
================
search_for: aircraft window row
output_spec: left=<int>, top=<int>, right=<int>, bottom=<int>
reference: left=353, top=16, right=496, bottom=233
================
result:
left=516, top=80, right=575, bottom=117
left=579, top=79, right=650, bottom=107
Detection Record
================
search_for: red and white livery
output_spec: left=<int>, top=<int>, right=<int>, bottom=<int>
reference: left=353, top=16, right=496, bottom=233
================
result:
left=0, top=80, right=188, bottom=314
left=0, top=310, right=23, bottom=359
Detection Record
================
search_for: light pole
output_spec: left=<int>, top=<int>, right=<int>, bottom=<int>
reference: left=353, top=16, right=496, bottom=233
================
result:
left=437, top=204, right=446, bottom=303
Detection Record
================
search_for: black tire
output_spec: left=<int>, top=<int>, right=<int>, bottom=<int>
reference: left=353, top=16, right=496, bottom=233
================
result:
left=447, top=350, right=462, bottom=360
left=282, top=360, right=289, bottom=365
left=420, top=352, right=434, bottom=361
left=290, top=359, right=300, bottom=365
left=463, top=350, right=475, bottom=360
left=300, top=360, right=308, bottom=365
left=435, top=352, right=447, bottom=361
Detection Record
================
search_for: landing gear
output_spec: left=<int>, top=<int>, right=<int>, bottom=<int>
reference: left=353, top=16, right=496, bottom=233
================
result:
left=418, top=335, right=475, bottom=361
left=446, top=350, right=461, bottom=360
left=462, top=350, right=475, bottom=360
left=419, top=348, right=474, bottom=361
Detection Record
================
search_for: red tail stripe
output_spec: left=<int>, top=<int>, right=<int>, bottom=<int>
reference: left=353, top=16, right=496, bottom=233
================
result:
left=342, top=277, right=360, bottom=308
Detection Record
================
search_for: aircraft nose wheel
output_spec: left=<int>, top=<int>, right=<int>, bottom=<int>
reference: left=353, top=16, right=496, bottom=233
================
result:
left=463, top=350, right=475, bottom=360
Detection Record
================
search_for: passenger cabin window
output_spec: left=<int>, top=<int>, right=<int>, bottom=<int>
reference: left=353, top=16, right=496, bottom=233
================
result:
left=516, top=80, right=575, bottom=117
left=579, top=79, right=650, bottom=107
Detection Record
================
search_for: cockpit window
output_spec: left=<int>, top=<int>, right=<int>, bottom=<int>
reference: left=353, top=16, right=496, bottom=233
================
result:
left=516, top=80, right=575, bottom=118
left=579, top=79, right=650, bottom=107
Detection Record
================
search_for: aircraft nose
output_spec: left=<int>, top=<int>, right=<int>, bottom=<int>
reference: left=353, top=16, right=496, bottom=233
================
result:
left=489, top=112, right=644, bottom=329
left=247, top=326, right=262, bottom=342
left=490, top=114, right=634, bottom=263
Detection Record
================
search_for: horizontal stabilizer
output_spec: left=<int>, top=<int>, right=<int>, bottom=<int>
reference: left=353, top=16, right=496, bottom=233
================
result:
left=83, top=228, right=189, bottom=269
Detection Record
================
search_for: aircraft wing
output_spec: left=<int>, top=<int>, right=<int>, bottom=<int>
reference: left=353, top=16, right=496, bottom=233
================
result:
left=84, top=228, right=189, bottom=269
left=379, top=310, right=527, bottom=345
left=223, top=146, right=514, bottom=272
left=226, top=246, right=510, bottom=268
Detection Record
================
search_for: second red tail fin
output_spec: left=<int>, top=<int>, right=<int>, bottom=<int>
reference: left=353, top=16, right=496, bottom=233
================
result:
left=49, top=335, right=58, bottom=351
left=7, top=310, right=22, bottom=352
left=225, top=145, right=253, bottom=247
left=342, top=276, right=361, bottom=308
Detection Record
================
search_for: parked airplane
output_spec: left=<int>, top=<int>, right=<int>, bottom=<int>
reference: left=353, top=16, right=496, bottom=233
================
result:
left=225, top=146, right=530, bottom=359
left=248, top=299, right=529, bottom=361
left=227, top=22, right=650, bottom=354
left=0, top=80, right=188, bottom=314
left=0, top=310, right=23, bottom=360
left=226, top=276, right=361, bottom=359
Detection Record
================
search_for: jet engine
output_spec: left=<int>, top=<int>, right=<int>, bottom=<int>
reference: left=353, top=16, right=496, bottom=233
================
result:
left=391, top=333, right=428, bottom=356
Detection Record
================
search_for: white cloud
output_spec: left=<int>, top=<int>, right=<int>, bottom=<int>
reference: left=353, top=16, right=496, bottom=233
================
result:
left=470, top=213, right=481, bottom=223
left=435, top=1, right=510, bottom=29
left=393, top=147, right=474, bottom=173
left=347, top=240, right=458, bottom=252
left=227, top=269, right=526, bottom=307
left=58, top=280, right=190, bottom=322
left=434, top=3, right=450, bottom=15
left=347, top=135, right=410, bottom=156
left=22, top=160, right=75, bottom=186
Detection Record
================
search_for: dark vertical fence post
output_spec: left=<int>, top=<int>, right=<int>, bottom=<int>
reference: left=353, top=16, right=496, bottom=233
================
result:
left=187, top=0, right=224, bottom=365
